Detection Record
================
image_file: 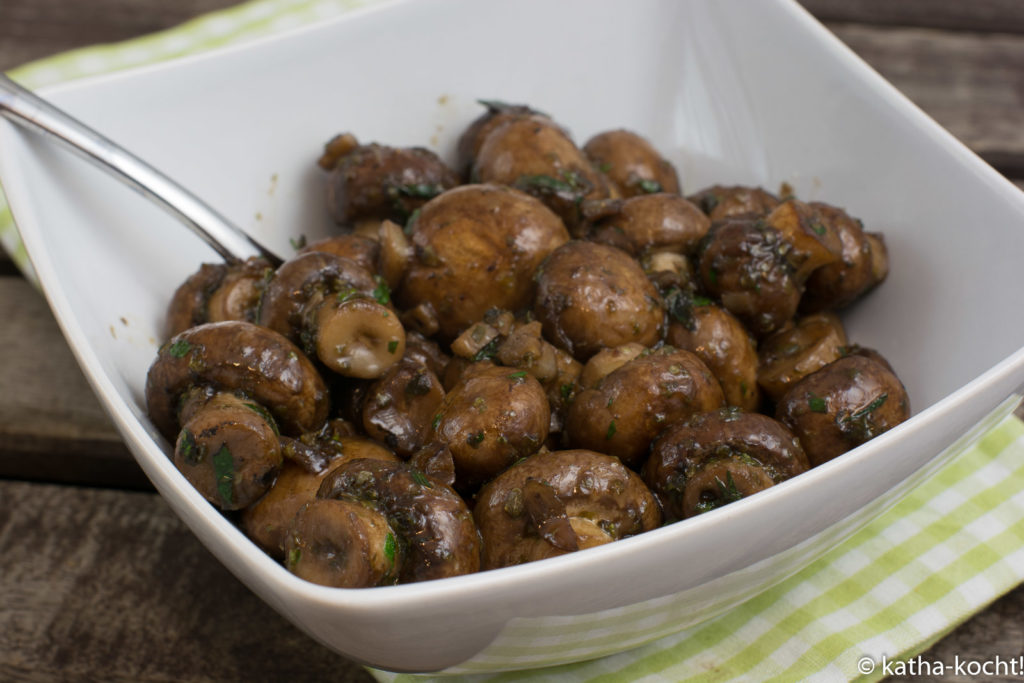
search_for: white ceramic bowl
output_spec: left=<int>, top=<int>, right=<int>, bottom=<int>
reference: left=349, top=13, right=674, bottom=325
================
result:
left=3, top=0, right=1024, bottom=674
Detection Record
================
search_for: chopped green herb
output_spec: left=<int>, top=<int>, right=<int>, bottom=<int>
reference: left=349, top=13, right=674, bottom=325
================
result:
left=289, top=235, right=307, bottom=251
left=560, top=383, right=574, bottom=402
left=597, top=162, right=612, bottom=174
left=514, top=173, right=579, bottom=196
left=708, top=267, right=719, bottom=286
left=287, top=547, right=302, bottom=568
left=372, top=275, right=391, bottom=305
left=810, top=221, right=827, bottom=236
left=808, top=394, right=828, bottom=413
left=606, top=419, right=617, bottom=440
left=179, top=429, right=200, bottom=465
left=409, top=470, right=433, bottom=488
left=637, top=178, right=662, bottom=194
left=396, top=183, right=443, bottom=198
left=337, top=287, right=361, bottom=303
left=243, top=402, right=279, bottom=435
left=383, top=532, right=396, bottom=566
left=472, top=337, right=501, bottom=362
left=387, top=340, right=399, bottom=354
left=167, top=339, right=192, bottom=358
left=212, top=444, right=235, bottom=507
left=404, top=208, right=421, bottom=235
left=467, top=431, right=485, bottom=448
left=507, top=370, right=528, bottom=381
left=472, top=396, right=488, bottom=413
left=431, top=413, right=443, bottom=431
left=852, top=393, right=888, bottom=419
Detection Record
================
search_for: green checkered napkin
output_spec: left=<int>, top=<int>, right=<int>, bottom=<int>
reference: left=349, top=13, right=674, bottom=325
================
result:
left=4, top=2, right=1024, bottom=680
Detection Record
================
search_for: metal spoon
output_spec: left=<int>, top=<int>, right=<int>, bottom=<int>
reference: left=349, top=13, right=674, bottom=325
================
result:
left=0, top=73, right=283, bottom=267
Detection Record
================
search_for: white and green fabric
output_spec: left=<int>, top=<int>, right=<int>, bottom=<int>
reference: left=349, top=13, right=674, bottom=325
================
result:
left=4, top=2, right=1024, bottom=680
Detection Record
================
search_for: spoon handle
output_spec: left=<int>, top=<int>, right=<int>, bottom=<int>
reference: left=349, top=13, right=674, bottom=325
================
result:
left=0, top=73, right=282, bottom=267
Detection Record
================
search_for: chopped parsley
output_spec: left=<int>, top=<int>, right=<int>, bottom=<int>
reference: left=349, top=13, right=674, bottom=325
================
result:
left=431, top=413, right=443, bottom=431
left=636, top=178, right=662, bottom=194
left=396, top=183, right=443, bottom=198
left=212, top=444, right=235, bottom=507
left=167, top=339, right=192, bottom=358
left=808, top=394, right=828, bottom=413
left=287, top=547, right=302, bottom=568
left=472, top=337, right=502, bottom=362
left=409, top=470, right=433, bottom=488
left=507, top=371, right=528, bottom=382
left=387, top=340, right=399, bottom=354
left=289, top=234, right=307, bottom=251
left=337, top=287, right=361, bottom=304
left=606, top=419, right=617, bottom=440
left=372, top=275, right=391, bottom=305
left=810, top=221, right=827, bottom=236
left=383, top=532, right=396, bottom=566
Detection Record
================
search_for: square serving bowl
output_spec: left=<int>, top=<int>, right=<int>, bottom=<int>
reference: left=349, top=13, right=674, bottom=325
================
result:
left=3, top=0, right=1024, bottom=674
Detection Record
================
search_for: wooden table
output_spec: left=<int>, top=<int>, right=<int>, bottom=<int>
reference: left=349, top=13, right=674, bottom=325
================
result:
left=1, top=2, right=1022, bottom=680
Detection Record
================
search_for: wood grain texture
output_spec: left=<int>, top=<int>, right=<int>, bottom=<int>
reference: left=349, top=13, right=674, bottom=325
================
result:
left=800, top=0, right=1024, bottom=34
left=0, top=480, right=373, bottom=682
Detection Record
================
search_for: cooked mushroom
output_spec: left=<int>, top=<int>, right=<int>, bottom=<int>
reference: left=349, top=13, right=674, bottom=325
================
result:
left=473, top=116, right=609, bottom=234
left=643, top=408, right=809, bottom=520
left=317, top=458, right=482, bottom=583
left=583, top=129, right=681, bottom=198
left=697, top=215, right=801, bottom=337
left=428, top=362, right=550, bottom=492
left=474, top=449, right=661, bottom=569
left=361, top=357, right=445, bottom=458
left=455, top=100, right=551, bottom=180
left=801, top=202, right=889, bottom=312
left=165, top=257, right=272, bottom=337
left=566, top=347, right=725, bottom=469
left=583, top=193, right=710, bottom=257
left=534, top=240, right=664, bottom=360
left=757, top=312, right=848, bottom=403
left=259, top=251, right=404, bottom=379
left=146, top=321, right=329, bottom=440
left=665, top=295, right=760, bottom=411
left=761, top=199, right=842, bottom=283
left=398, top=184, right=569, bottom=340
left=173, top=388, right=283, bottom=510
left=320, top=133, right=459, bottom=225
left=578, top=343, right=646, bottom=389
left=298, top=233, right=380, bottom=273
left=775, top=352, right=910, bottom=466
left=242, top=423, right=399, bottom=559
left=284, top=497, right=403, bottom=588
left=688, top=185, right=780, bottom=221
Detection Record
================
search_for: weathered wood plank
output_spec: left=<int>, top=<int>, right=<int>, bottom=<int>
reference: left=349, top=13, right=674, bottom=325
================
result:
left=0, top=479, right=373, bottom=682
left=0, top=277, right=146, bottom=487
left=800, top=0, right=1024, bottom=35
left=830, top=23, right=1024, bottom=170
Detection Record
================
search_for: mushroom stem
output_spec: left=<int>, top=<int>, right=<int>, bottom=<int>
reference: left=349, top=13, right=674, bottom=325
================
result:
left=314, top=296, right=406, bottom=378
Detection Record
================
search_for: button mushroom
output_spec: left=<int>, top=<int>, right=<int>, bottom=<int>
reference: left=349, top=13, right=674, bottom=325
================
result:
left=316, top=458, right=482, bottom=583
left=775, top=351, right=910, bottom=466
left=474, top=449, right=661, bottom=569
left=146, top=320, right=329, bottom=441
left=472, top=116, right=609, bottom=234
left=319, top=133, right=459, bottom=225
left=697, top=215, right=802, bottom=338
left=165, top=257, right=273, bottom=337
left=398, top=184, right=569, bottom=341
left=426, top=362, right=550, bottom=492
left=643, top=408, right=810, bottom=520
left=583, top=129, right=681, bottom=198
left=757, top=311, right=848, bottom=403
left=688, top=184, right=781, bottom=221
left=566, top=347, right=725, bottom=469
left=534, top=240, right=664, bottom=360
left=361, top=356, right=446, bottom=459
left=174, top=388, right=283, bottom=511
left=582, top=193, right=710, bottom=257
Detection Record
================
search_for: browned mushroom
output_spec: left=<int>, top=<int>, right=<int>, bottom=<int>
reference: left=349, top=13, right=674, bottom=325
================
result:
left=688, top=185, right=780, bottom=221
left=317, top=458, right=482, bottom=583
left=757, top=312, right=848, bottom=403
left=697, top=216, right=801, bottom=337
left=146, top=320, right=329, bottom=440
left=566, top=347, right=725, bottom=469
left=643, top=408, right=809, bottom=520
left=534, top=240, right=664, bottom=360
left=361, top=357, right=446, bottom=458
left=455, top=100, right=551, bottom=180
left=165, top=257, right=272, bottom=337
left=474, top=449, right=661, bottom=569
left=398, top=184, right=569, bottom=340
left=473, top=116, right=609, bottom=234
left=427, top=362, right=550, bottom=492
left=320, top=133, right=459, bottom=225
left=583, top=129, right=681, bottom=198
left=583, top=193, right=710, bottom=257
left=174, top=388, right=283, bottom=510
left=775, top=351, right=910, bottom=467
left=761, top=199, right=842, bottom=284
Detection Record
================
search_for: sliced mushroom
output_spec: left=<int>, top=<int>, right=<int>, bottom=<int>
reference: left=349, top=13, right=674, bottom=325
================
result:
left=757, top=312, right=848, bottom=403
left=165, top=257, right=272, bottom=337
left=361, top=357, right=445, bottom=458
